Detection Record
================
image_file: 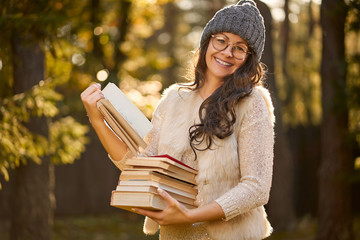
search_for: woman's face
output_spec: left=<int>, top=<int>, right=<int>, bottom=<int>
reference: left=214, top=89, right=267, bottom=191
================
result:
left=205, top=32, right=249, bottom=82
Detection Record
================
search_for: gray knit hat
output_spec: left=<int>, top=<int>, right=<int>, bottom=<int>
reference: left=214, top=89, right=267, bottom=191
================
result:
left=200, top=0, right=265, bottom=61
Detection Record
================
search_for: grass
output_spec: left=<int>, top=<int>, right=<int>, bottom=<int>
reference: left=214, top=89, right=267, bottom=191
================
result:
left=54, top=212, right=159, bottom=240
left=0, top=214, right=359, bottom=240
left=0, top=212, right=159, bottom=240
left=267, top=215, right=317, bottom=240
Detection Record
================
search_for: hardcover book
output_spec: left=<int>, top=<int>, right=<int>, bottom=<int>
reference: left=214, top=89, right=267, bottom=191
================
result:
left=114, top=185, right=195, bottom=205
left=111, top=191, right=196, bottom=212
left=117, top=180, right=197, bottom=198
left=97, top=82, right=152, bottom=154
left=124, top=155, right=197, bottom=184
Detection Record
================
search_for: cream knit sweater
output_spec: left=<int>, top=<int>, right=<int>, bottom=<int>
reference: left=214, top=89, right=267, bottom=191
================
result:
left=111, top=84, right=275, bottom=240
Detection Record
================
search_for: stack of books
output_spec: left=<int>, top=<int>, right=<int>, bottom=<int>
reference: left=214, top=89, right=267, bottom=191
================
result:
left=97, top=83, right=198, bottom=212
left=112, top=155, right=198, bottom=211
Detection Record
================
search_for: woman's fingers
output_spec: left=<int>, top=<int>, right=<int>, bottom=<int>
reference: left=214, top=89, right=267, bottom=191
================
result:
left=134, top=189, right=177, bottom=217
left=86, top=89, right=104, bottom=105
left=133, top=188, right=191, bottom=226
left=133, top=208, right=162, bottom=219
left=80, top=83, right=101, bottom=100
left=80, top=83, right=105, bottom=125
left=157, top=188, right=177, bottom=206
left=81, top=84, right=104, bottom=106
left=132, top=188, right=174, bottom=219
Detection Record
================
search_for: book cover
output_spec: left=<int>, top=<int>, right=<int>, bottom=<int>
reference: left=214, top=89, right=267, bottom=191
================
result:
left=119, top=170, right=197, bottom=194
left=127, top=155, right=198, bottom=174
left=101, top=83, right=152, bottom=138
left=117, top=180, right=198, bottom=197
left=111, top=191, right=196, bottom=212
left=97, top=82, right=152, bottom=153
left=111, top=191, right=166, bottom=211
left=115, top=185, right=195, bottom=205
left=123, top=166, right=196, bottom=185
left=97, top=103, right=138, bottom=153
left=154, top=154, right=197, bottom=171
left=124, top=155, right=197, bottom=184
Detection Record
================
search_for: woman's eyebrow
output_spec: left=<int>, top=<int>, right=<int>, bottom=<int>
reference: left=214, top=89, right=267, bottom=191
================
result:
left=221, top=33, right=247, bottom=45
left=217, top=33, right=229, bottom=39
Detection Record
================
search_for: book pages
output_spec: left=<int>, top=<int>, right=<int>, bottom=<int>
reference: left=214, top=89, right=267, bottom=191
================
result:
left=98, top=99, right=145, bottom=151
left=97, top=103, right=138, bottom=153
left=101, top=83, right=152, bottom=139
left=111, top=155, right=198, bottom=212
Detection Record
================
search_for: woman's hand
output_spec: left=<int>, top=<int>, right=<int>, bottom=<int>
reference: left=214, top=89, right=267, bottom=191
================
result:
left=80, top=83, right=104, bottom=126
left=134, top=188, right=226, bottom=226
left=133, top=188, right=193, bottom=226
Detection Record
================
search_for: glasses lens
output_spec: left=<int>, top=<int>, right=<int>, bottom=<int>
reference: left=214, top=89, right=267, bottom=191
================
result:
left=212, top=36, right=227, bottom=51
left=233, top=45, right=248, bottom=59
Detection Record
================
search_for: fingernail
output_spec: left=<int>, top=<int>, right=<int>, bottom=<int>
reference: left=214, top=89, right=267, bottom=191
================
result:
left=157, top=188, right=163, bottom=194
left=96, top=83, right=101, bottom=88
left=131, top=208, right=137, bottom=212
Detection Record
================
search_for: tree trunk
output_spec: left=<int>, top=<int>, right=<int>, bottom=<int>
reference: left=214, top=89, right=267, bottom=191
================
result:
left=91, top=0, right=104, bottom=62
left=107, top=0, right=132, bottom=86
left=281, top=0, right=294, bottom=106
left=158, top=2, right=179, bottom=88
left=256, top=0, right=296, bottom=230
left=317, top=0, right=353, bottom=239
left=10, top=34, right=54, bottom=240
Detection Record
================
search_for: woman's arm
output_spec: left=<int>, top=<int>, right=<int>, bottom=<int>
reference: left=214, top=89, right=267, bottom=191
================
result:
left=80, top=83, right=128, bottom=161
left=214, top=89, right=274, bottom=220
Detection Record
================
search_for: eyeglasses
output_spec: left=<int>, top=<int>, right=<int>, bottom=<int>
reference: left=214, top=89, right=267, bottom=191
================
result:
left=210, top=34, right=251, bottom=60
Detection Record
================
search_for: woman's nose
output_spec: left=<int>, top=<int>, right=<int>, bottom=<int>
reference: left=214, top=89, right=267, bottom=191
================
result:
left=222, top=44, right=234, bottom=57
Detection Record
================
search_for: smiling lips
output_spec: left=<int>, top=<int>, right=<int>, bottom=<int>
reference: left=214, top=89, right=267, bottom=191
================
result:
left=215, top=57, right=233, bottom=67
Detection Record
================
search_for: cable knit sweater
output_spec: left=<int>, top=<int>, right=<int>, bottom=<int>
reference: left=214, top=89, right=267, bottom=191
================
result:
left=111, top=84, right=275, bottom=240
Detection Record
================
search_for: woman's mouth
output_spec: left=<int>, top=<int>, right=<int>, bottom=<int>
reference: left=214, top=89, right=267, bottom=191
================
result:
left=215, top=57, right=233, bottom=67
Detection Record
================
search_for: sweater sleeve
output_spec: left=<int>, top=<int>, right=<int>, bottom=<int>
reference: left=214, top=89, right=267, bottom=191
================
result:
left=215, top=90, right=274, bottom=221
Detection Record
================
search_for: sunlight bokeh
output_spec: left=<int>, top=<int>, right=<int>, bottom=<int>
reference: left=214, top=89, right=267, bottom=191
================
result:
left=96, top=69, right=109, bottom=81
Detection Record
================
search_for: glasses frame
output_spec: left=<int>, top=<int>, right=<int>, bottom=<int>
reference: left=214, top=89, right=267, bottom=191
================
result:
left=210, top=34, right=252, bottom=60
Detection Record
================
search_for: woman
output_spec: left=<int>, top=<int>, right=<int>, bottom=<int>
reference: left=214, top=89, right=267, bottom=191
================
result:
left=81, top=1, right=275, bottom=239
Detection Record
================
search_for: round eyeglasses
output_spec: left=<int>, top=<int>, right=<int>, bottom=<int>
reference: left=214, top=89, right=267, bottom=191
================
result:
left=210, top=35, right=251, bottom=60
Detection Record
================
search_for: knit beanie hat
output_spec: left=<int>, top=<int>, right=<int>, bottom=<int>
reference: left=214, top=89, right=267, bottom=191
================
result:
left=200, top=0, right=265, bottom=61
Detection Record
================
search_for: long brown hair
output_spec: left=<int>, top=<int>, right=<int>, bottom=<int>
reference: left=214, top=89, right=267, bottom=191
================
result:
left=183, top=38, right=266, bottom=158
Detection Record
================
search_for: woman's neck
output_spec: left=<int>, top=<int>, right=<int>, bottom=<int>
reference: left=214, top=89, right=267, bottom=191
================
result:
left=199, top=75, right=223, bottom=100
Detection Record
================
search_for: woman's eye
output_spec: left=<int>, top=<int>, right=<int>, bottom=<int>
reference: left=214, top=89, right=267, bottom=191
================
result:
left=216, top=38, right=226, bottom=44
left=235, top=45, right=246, bottom=52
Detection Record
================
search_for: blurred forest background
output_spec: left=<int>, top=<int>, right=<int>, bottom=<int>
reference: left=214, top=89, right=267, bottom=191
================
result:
left=0, top=0, right=359, bottom=239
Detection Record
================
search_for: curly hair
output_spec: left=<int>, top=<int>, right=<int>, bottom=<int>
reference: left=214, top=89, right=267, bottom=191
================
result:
left=182, top=38, right=266, bottom=159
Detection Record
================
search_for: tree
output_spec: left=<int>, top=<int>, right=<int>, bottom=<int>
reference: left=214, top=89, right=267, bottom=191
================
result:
left=316, top=0, right=353, bottom=239
left=281, top=0, right=293, bottom=108
left=9, top=34, right=54, bottom=240
left=0, top=1, right=88, bottom=238
left=255, top=0, right=296, bottom=231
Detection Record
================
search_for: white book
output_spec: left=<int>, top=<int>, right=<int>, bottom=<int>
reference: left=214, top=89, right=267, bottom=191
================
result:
left=97, top=82, right=152, bottom=154
left=101, top=83, right=152, bottom=139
